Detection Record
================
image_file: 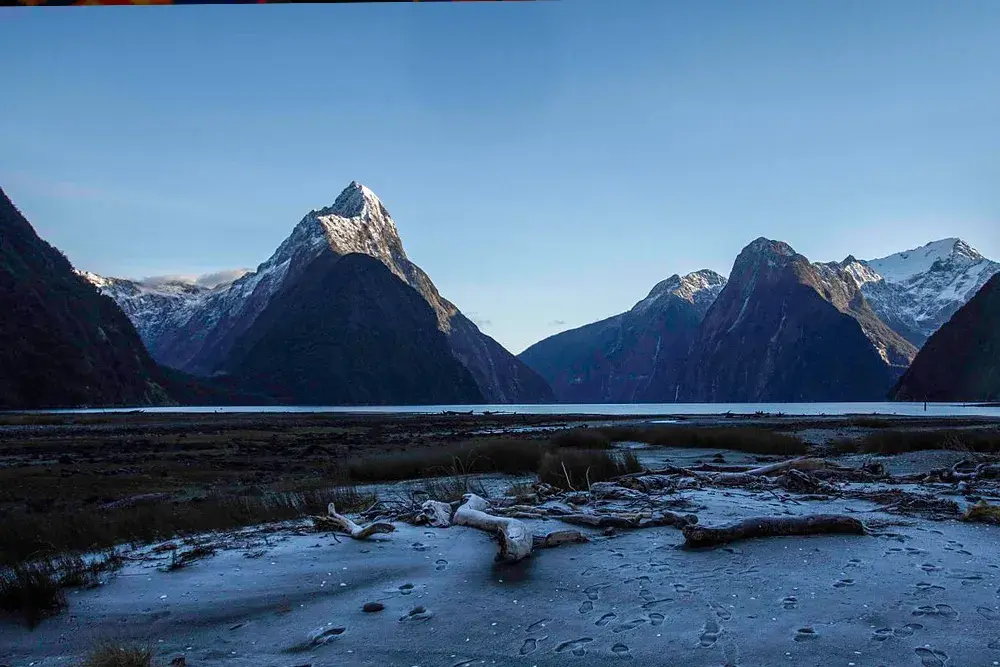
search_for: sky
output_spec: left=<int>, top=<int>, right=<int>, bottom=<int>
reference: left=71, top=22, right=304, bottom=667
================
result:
left=2, top=1, right=999, bottom=354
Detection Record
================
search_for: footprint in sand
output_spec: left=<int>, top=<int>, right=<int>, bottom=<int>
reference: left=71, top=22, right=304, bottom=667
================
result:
left=887, top=547, right=904, bottom=554
left=699, top=620, right=721, bottom=647
left=978, top=607, right=1000, bottom=620
left=641, top=598, right=673, bottom=610
left=611, top=643, right=630, bottom=657
left=710, top=603, right=732, bottom=620
left=920, top=563, right=942, bottom=573
left=648, top=613, right=664, bottom=627
left=914, top=647, right=949, bottom=667
left=793, top=627, right=818, bottom=642
left=519, top=637, right=544, bottom=655
left=584, top=584, right=608, bottom=601
left=579, top=600, right=594, bottom=614
left=411, top=542, right=428, bottom=552
left=581, top=566, right=600, bottom=576
left=527, top=618, right=551, bottom=633
left=638, top=589, right=655, bottom=602
left=915, top=582, right=945, bottom=592
left=895, top=623, right=923, bottom=637
left=400, top=606, right=434, bottom=622
left=907, top=547, right=929, bottom=556
left=846, top=558, right=862, bottom=567
left=613, top=619, right=647, bottom=634
left=673, top=583, right=691, bottom=594
left=435, top=559, right=448, bottom=571
left=833, top=579, right=855, bottom=588
left=596, top=613, right=617, bottom=627
left=912, top=604, right=958, bottom=619
left=782, top=596, right=798, bottom=610
left=554, top=638, right=594, bottom=657
left=398, top=583, right=415, bottom=595
left=872, top=628, right=894, bottom=642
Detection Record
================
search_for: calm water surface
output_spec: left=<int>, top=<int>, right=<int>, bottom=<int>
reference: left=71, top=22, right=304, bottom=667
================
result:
left=34, top=402, right=1000, bottom=418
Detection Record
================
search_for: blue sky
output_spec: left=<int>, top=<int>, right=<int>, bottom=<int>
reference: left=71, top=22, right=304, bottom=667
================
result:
left=2, top=1, right=999, bottom=353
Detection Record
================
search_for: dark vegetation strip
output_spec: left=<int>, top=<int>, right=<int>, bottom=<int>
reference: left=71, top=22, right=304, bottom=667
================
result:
left=0, top=486, right=375, bottom=568
left=832, top=428, right=1000, bottom=454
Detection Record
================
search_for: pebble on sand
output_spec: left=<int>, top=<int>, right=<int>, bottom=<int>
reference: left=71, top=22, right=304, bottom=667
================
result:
left=363, top=602, right=385, bottom=613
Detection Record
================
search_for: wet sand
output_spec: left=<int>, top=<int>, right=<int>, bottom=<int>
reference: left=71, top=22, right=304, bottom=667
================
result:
left=4, top=413, right=1000, bottom=666
left=6, top=470, right=1000, bottom=666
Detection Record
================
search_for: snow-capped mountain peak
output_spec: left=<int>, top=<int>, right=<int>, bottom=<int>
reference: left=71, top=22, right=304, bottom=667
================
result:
left=850, top=238, right=999, bottom=346
left=867, top=238, right=983, bottom=284
left=634, top=269, right=727, bottom=315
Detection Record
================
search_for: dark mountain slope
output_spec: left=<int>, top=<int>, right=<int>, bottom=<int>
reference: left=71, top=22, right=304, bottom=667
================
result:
left=519, top=271, right=726, bottom=402
left=224, top=252, right=484, bottom=405
left=0, top=187, right=170, bottom=409
left=893, top=273, right=1000, bottom=402
left=682, top=238, right=917, bottom=402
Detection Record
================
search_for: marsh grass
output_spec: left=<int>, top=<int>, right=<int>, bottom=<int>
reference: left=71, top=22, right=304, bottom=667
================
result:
left=82, top=641, right=155, bottom=667
left=831, top=429, right=1000, bottom=455
left=1, top=486, right=375, bottom=568
left=538, top=449, right=643, bottom=490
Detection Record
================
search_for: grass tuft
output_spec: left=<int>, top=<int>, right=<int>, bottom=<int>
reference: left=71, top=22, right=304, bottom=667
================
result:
left=537, top=449, right=642, bottom=490
left=0, top=562, right=66, bottom=628
left=82, top=641, right=155, bottom=667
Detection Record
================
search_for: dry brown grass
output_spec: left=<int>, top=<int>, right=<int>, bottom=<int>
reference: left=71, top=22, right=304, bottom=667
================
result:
left=831, top=428, right=1000, bottom=455
left=82, top=641, right=155, bottom=667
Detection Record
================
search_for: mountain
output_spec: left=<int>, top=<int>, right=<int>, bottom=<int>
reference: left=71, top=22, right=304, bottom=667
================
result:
left=892, top=273, right=1000, bottom=402
left=682, top=238, right=917, bottom=402
left=519, top=270, right=726, bottom=402
left=0, top=187, right=170, bottom=409
left=841, top=239, right=999, bottom=347
left=225, top=252, right=484, bottom=405
left=86, top=182, right=553, bottom=404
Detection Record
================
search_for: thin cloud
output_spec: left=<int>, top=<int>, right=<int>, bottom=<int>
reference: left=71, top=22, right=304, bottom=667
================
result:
left=548, top=319, right=567, bottom=327
left=141, top=269, right=250, bottom=289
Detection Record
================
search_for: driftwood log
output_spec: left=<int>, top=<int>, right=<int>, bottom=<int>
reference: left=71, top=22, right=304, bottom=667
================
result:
left=454, top=493, right=534, bottom=562
left=557, top=510, right=697, bottom=530
left=682, top=514, right=866, bottom=548
left=313, top=503, right=396, bottom=540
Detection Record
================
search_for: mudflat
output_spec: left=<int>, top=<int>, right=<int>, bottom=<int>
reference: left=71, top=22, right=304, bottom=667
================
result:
left=3, top=411, right=1000, bottom=666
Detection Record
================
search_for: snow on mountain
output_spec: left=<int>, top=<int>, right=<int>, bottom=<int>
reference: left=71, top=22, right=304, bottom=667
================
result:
left=837, top=239, right=1000, bottom=346
left=86, top=182, right=553, bottom=403
left=633, top=270, right=727, bottom=316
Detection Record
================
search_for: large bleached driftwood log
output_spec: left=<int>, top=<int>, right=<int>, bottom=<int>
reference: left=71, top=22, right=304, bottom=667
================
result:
left=682, top=514, right=866, bottom=548
left=454, top=494, right=534, bottom=562
left=313, top=503, right=396, bottom=539
left=417, top=500, right=455, bottom=527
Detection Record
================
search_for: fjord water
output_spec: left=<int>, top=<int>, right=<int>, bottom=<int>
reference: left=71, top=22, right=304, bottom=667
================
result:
left=40, top=402, right=1000, bottom=417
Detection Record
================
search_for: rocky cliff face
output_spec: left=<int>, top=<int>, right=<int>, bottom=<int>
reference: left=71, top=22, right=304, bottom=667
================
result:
left=682, top=238, right=917, bottom=402
left=225, top=252, right=484, bottom=405
left=519, top=270, right=726, bottom=402
left=0, top=187, right=170, bottom=409
left=893, top=273, right=1000, bottom=402
left=86, top=182, right=553, bottom=404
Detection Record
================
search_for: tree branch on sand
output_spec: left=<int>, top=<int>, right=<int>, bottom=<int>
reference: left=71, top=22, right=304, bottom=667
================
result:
left=311, top=503, right=395, bottom=540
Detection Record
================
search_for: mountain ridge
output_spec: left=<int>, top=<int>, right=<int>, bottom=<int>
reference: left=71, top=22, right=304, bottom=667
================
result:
left=87, top=182, right=553, bottom=404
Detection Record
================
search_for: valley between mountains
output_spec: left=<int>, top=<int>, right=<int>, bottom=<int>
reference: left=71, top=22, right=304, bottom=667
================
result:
left=2, top=181, right=998, bottom=409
